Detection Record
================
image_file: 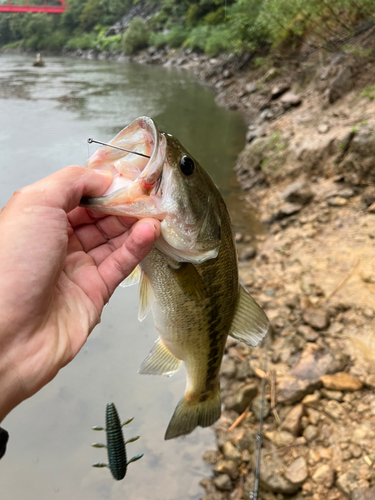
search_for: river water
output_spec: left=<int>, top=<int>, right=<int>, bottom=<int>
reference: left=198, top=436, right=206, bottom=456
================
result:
left=0, top=54, right=257, bottom=500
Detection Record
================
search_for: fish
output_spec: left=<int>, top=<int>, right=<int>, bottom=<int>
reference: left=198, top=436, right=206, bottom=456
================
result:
left=81, top=116, right=270, bottom=440
left=92, top=402, right=143, bottom=480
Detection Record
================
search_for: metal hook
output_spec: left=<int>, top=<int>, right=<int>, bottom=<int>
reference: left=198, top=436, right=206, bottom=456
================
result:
left=87, top=138, right=150, bottom=159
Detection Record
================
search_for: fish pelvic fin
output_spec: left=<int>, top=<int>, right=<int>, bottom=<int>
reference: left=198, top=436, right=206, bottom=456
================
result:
left=164, top=386, right=221, bottom=440
left=138, top=337, right=181, bottom=376
left=120, top=265, right=141, bottom=288
left=229, top=285, right=270, bottom=347
left=138, top=270, right=155, bottom=322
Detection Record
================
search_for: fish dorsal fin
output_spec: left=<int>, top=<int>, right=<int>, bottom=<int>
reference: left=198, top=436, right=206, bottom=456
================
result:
left=138, top=270, right=154, bottom=322
left=120, top=265, right=141, bottom=288
left=138, top=338, right=181, bottom=376
left=229, top=286, right=270, bottom=346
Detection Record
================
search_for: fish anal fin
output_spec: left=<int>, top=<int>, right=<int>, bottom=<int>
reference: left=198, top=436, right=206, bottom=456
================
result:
left=229, top=286, right=270, bottom=347
left=138, top=338, right=181, bottom=376
left=164, top=386, right=221, bottom=440
left=120, top=265, right=141, bottom=288
left=138, top=270, right=154, bottom=322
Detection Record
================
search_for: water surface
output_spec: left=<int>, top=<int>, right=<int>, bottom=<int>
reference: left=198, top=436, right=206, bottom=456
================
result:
left=0, top=54, right=254, bottom=500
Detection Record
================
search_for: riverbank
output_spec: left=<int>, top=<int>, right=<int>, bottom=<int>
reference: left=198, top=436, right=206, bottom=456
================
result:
left=146, top=40, right=375, bottom=500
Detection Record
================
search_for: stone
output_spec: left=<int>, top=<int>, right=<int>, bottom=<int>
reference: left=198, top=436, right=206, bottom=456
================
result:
left=303, top=425, right=318, bottom=441
left=203, top=450, right=219, bottom=465
left=324, top=400, right=345, bottom=420
left=220, top=358, right=237, bottom=378
left=352, top=487, right=375, bottom=500
left=281, top=404, right=304, bottom=436
left=297, top=325, right=319, bottom=341
left=368, top=202, right=375, bottom=213
left=280, top=92, right=302, bottom=107
left=264, top=430, right=295, bottom=448
left=259, top=454, right=301, bottom=494
left=338, top=187, right=355, bottom=198
left=224, top=383, right=258, bottom=413
left=328, top=196, right=348, bottom=206
left=320, top=373, right=363, bottom=391
left=213, top=460, right=239, bottom=480
left=302, top=391, right=321, bottom=407
left=271, top=83, right=290, bottom=99
left=280, top=181, right=314, bottom=205
left=277, top=376, right=319, bottom=405
left=312, top=464, right=335, bottom=488
left=245, top=82, right=257, bottom=94
left=236, top=361, right=253, bottom=380
left=321, top=389, right=343, bottom=401
left=291, top=344, right=342, bottom=381
left=240, top=246, right=257, bottom=260
left=222, top=442, right=242, bottom=465
left=302, top=308, right=329, bottom=330
left=318, top=123, right=330, bottom=134
left=252, top=394, right=270, bottom=420
left=336, top=472, right=353, bottom=496
left=278, top=202, right=303, bottom=217
left=350, top=445, right=362, bottom=458
left=361, top=187, right=375, bottom=207
left=213, top=474, right=232, bottom=491
left=285, top=457, right=308, bottom=486
left=328, top=66, right=352, bottom=103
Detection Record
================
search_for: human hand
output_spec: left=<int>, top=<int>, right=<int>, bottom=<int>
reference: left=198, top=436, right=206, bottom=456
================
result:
left=0, top=166, right=160, bottom=422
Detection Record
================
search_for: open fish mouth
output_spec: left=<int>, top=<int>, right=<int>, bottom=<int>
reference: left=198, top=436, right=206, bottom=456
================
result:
left=81, top=116, right=167, bottom=219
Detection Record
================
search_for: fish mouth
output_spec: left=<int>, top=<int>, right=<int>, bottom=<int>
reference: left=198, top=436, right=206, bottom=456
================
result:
left=80, top=116, right=167, bottom=219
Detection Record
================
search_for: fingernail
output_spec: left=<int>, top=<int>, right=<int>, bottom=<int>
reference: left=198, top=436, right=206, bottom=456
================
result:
left=141, top=221, right=159, bottom=239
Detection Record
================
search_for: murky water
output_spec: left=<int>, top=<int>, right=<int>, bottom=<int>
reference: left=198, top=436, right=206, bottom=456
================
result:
left=0, top=54, right=256, bottom=499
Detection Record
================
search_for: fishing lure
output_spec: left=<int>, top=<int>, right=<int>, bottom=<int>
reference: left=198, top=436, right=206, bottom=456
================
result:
left=92, top=402, right=143, bottom=480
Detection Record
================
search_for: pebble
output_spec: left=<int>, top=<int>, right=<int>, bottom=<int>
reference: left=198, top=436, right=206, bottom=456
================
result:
left=312, top=464, right=335, bottom=488
left=252, top=394, right=270, bottom=420
left=264, top=430, right=295, bottom=448
left=278, top=202, right=303, bottom=217
left=297, top=324, right=319, bottom=341
left=224, top=383, right=258, bottom=413
left=302, top=308, right=329, bottom=330
left=324, top=399, right=345, bottom=420
left=277, top=376, right=319, bottom=405
left=318, top=123, right=330, bottom=134
left=285, top=457, right=308, bottom=485
left=281, top=404, right=304, bottom=436
left=280, top=180, right=314, bottom=205
left=351, top=445, right=363, bottom=458
left=328, top=196, right=348, bottom=206
left=240, top=246, right=257, bottom=260
left=213, top=460, right=239, bottom=480
left=222, top=442, right=242, bottom=465
left=320, top=373, right=363, bottom=391
left=213, top=474, right=233, bottom=491
left=280, top=92, right=302, bottom=106
left=303, top=425, right=318, bottom=441
left=203, top=450, right=219, bottom=465
left=302, top=391, right=321, bottom=407
left=321, top=389, right=343, bottom=401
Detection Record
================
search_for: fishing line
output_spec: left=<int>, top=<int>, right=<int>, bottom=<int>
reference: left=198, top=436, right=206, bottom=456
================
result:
left=87, top=138, right=151, bottom=158
left=250, top=345, right=268, bottom=500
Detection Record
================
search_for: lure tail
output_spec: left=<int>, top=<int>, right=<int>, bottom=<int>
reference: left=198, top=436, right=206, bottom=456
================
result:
left=164, top=386, right=221, bottom=440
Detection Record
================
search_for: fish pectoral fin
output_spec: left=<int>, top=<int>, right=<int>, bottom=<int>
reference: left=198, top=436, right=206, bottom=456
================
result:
left=229, top=285, right=270, bottom=347
left=138, top=338, right=181, bottom=376
left=120, top=265, right=141, bottom=288
left=164, top=386, right=221, bottom=440
left=171, top=262, right=205, bottom=301
left=138, top=270, right=155, bottom=322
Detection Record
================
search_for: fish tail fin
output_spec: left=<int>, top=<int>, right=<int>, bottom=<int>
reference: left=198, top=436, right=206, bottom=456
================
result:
left=164, top=386, right=221, bottom=440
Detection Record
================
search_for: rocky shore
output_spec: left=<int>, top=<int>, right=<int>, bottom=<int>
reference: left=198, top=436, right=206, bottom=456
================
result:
left=145, top=41, right=375, bottom=500
left=41, top=41, right=375, bottom=500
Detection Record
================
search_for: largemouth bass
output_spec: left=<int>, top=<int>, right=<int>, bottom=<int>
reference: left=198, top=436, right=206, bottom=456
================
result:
left=81, top=117, right=270, bottom=440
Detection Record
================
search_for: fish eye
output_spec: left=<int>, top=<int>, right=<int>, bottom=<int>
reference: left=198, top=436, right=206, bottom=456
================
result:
left=180, top=156, right=195, bottom=176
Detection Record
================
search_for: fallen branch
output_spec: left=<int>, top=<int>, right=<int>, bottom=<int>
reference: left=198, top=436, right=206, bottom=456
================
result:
left=228, top=407, right=250, bottom=431
left=325, top=258, right=360, bottom=303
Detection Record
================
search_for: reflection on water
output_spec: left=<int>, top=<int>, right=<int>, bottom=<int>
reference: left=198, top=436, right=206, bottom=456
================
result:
left=0, top=54, right=255, bottom=499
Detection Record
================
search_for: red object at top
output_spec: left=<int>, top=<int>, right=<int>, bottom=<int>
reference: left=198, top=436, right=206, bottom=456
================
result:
left=0, top=0, right=67, bottom=13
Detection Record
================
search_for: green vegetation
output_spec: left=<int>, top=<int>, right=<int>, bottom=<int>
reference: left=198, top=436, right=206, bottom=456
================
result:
left=361, top=85, right=375, bottom=100
left=0, top=0, right=375, bottom=57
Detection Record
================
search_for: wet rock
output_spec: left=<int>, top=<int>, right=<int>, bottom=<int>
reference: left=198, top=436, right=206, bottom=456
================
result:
left=222, top=442, right=242, bottom=465
left=224, top=383, right=258, bottom=413
left=277, top=376, right=319, bottom=405
left=328, top=66, right=352, bottom=103
left=328, top=196, right=348, bottom=207
left=265, top=430, right=295, bottom=448
left=302, top=308, right=329, bottom=330
left=240, top=246, right=257, bottom=260
left=281, top=404, right=304, bottom=436
left=213, top=460, right=239, bottom=480
left=213, top=474, right=232, bottom=491
left=285, top=457, right=308, bottom=486
left=203, top=450, right=220, bottom=465
left=297, top=325, right=319, bottom=341
left=320, top=373, right=363, bottom=391
left=280, top=180, right=314, bottom=205
left=303, top=424, right=318, bottom=441
left=280, top=92, right=302, bottom=107
left=312, top=464, right=335, bottom=488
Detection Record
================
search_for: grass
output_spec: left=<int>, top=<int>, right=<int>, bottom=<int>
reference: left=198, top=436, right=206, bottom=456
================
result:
left=361, top=85, right=375, bottom=100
